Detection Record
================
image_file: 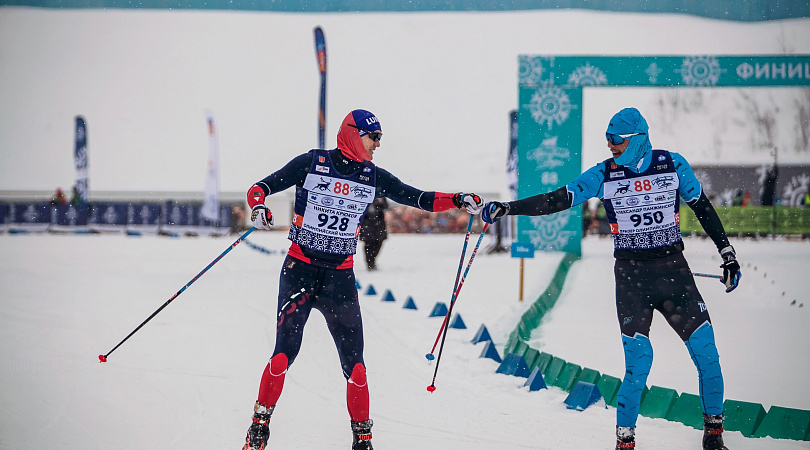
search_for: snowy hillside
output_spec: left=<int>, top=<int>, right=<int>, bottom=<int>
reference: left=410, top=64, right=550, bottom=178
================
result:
left=0, top=8, right=809, bottom=200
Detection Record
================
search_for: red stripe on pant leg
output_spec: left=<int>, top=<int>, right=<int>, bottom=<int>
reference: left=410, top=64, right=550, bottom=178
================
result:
left=257, top=353, right=288, bottom=407
left=346, top=363, right=370, bottom=421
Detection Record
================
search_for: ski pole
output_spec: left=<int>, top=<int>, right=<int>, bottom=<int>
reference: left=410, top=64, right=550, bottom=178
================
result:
left=693, top=272, right=723, bottom=280
left=98, top=227, right=255, bottom=363
left=427, top=222, right=489, bottom=392
left=426, top=215, right=474, bottom=361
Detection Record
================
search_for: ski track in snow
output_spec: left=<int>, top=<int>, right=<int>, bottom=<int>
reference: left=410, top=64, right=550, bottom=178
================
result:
left=0, top=232, right=808, bottom=449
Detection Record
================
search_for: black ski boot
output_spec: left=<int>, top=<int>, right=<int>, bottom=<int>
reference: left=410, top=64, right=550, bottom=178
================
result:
left=242, top=403, right=274, bottom=450
left=351, top=419, right=374, bottom=450
left=615, top=426, right=635, bottom=449
left=703, top=413, right=729, bottom=450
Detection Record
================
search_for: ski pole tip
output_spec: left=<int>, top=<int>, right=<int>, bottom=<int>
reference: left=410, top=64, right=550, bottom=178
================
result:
left=427, top=385, right=436, bottom=393
left=425, top=353, right=435, bottom=361
left=98, top=354, right=107, bottom=363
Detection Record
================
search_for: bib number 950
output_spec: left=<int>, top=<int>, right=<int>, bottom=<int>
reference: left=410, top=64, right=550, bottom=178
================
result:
left=630, top=211, right=664, bottom=227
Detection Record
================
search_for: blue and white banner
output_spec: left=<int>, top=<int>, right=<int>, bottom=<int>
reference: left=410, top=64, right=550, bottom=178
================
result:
left=74, top=116, right=89, bottom=204
left=201, top=112, right=220, bottom=223
left=89, top=202, right=128, bottom=232
left=162, top=201, right=230, bottom=236
left=9, top=203, right=51, bottom=231
left=51, top=204, right=89, bottom=231
left=0, top=203, right=7, bottom=231
left=126, top=203, right=162, bottom=233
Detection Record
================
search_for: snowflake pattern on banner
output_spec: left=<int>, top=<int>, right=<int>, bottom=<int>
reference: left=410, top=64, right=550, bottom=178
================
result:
left=288, top=225, right=357, bottom=255
left=613, top=227, right=681, bottom=250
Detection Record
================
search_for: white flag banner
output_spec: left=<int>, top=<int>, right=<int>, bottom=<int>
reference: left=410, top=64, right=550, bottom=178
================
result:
left=201, top=112, right=220, bottom=222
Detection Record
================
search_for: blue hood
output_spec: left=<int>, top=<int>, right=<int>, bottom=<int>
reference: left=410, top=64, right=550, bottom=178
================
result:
left=607, top=108, right=652, bottom=170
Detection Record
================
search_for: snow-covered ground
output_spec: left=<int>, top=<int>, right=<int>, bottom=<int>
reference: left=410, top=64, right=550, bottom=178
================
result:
left=0, top=230, right=807, bottom=449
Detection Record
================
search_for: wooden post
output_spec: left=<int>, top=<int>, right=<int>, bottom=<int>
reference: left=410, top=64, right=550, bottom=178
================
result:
left=519, top=258, right=525, bottom=301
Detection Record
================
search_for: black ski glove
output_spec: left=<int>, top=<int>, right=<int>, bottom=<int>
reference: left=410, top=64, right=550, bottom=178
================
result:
left=719, top=245, right=741, bottom=293
left=482, top=201, right=510, bottom=224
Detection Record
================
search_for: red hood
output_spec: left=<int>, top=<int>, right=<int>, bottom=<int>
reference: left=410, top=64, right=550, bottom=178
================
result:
left=336, top=113, right=371, bottom=162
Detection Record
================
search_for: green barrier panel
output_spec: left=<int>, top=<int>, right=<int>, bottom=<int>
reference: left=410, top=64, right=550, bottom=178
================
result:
left=752, top=406, right=810, bottom=441
left=597, top=374, right=622, bottom=407
left=523, top=347, right=541, bottom=368
left=680, top=206, right=810, bottom=235
left=509, top=340, right=529, bottom=359
left=505, top=252, right=580, bottom=350
left=533, top=352, right=553, bottom=373
left=666, top=392, right=704, bottom=429
left=574, top=367, right=601, bottom=386
left=639, top=386, right=679, bottom=419
left=723, top=399, right=767, bottom=437
left=553, top=362, right=582, bottom=392
left=544, top=356, right=567, bottom=387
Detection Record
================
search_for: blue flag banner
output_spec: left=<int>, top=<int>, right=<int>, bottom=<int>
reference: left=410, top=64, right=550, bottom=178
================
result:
left=9, top=203, right=51, bottom=231
left=89, top=202, right=128, bottom=232
left=74, top=116, right=89, bottom=204
left=127, top=203, right=162, bottom=234
left=0, top=203, right=7, bottom=231
left=51, top=204, right=89, bottom=231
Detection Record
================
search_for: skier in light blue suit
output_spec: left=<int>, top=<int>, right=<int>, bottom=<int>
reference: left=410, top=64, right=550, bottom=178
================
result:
left=482, top=108, right=741, bottom=450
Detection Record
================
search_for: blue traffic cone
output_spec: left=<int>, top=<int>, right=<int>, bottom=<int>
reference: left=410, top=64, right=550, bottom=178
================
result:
left=479, top=340, right=502, bottom=363
left=449, top=314, right=466, bottom=329
left=403, top=297, right=417, bottom=310
left=429, top=302, right=448, bottom=317
left=471, top=324, right=492, bottom=344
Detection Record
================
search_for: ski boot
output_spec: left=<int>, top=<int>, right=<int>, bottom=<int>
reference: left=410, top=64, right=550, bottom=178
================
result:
left=615, top=426, right=635, bottom=449
left=703, top=413, right=729, bottom=450
left=242, top=403, right=274, bottom=450
left=351, top=419, right=374, bottom=450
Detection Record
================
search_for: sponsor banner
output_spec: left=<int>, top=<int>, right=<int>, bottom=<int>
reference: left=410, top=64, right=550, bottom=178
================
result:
left=50, top=204, right=89, bottom=232
left=162, top=201, right=231, bottom=235
left=516, top=84, right=582, bottom=255
left=0, top=203, right=7, bottom=231
left=519, top=55, right=810, bottom=88
left=89, top=202, right=128, bottom=232
left=127, top=203, right=162, bottom=233
left=9, top=203, right=51, bottom=231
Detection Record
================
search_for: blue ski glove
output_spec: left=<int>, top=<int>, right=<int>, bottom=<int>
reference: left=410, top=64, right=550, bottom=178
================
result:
left=481, top=201, right=510, bottom=224
left=719, top=245, right=741, bottom=293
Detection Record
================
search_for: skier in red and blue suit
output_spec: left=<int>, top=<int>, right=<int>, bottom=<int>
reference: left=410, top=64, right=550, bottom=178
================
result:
left=241, top=109, right=483, bottom=450
left=481, top=108, right=741, bottom=450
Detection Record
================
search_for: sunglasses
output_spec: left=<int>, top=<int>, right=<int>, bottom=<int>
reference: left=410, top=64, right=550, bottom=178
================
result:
left=606, top=132, right=645, bottom=145
left=348, top=124, right=382, bottom=142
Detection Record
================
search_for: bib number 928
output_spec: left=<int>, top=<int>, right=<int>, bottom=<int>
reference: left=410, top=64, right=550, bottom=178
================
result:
left=317, top=213, right=350, bottom=231
left=630, top=211, right=664, bottom=227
